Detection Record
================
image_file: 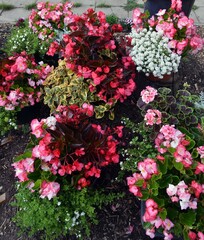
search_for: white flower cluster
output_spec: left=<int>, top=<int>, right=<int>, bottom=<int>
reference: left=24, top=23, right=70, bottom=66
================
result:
left=129, top=28, right=181, bottom=78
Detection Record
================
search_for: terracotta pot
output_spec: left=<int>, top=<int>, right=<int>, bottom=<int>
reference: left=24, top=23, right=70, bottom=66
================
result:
left=144, top=0, right=195, bottom=17
left=146, top=73, right=173, bottom=82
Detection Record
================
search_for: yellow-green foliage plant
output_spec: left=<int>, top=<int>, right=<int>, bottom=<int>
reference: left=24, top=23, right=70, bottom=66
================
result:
left=43, top=60, right=94, bottom=113
left=43, top=60, right=116, bottom=118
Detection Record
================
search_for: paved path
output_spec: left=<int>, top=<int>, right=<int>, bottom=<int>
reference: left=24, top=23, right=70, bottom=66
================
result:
left=0, top=0, right=204, bottom=24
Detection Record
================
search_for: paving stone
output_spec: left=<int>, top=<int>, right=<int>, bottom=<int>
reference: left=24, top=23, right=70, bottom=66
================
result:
left=95, top=0, right=127, bottom=7
left=0, top=8, right=31, bottom=23
left=194, top=6, right=204, bottom=25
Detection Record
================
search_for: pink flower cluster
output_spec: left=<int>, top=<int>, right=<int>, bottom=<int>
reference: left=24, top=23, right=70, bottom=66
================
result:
left=144, top=109, right=162, bottom=126
left=143, top=199, right=174, bottom=240
left=29, top=1, right=73, bottom=52
left=61, top=8, right=136, bottom=105
left=155, top=124, right=193, bottom=167
left=141, top=86, right=158, bottom=104
left=132, top=0, right=204, bottom=55
left=166, top=180, right=202, bottom=210
left=13, top=105, right=121, bottom=198
left=127, top=158, right=158, bottom=197
left=0, top=51, right=52, bottom=110
left=188, top=231, right=204, bottom=240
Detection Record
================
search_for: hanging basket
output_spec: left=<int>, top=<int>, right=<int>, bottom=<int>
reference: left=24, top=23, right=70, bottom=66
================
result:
left=144, top=0, right=195, bottom=17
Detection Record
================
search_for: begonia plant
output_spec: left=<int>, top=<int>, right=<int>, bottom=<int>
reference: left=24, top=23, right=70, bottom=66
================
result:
left=121, top=86, right=204, bottom=239
left=0, top=51, right=52, bottom=111
left=60, top=8, right=136, bottom=119
left=12, top=104, right=122, bottom=196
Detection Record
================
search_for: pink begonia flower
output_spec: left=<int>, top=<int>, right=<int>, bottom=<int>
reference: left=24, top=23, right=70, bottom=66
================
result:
left=188, top=231, right=197, bottom=240
left=197, top=146, right=204, bottom=158
left=143, top=199, right=158, bottom=222
left=156, top=9, right=166, bottom=16
left=31, top=119, right=44, bottom=138
left=160, top=125, right=176, bottom=140
left=163, top=230, right=174, bottom=240
left=168, top=39, right=177, bottom=49
left=198, top=232, right=204, bottom=240
left=171, top=0, right=182, bottom=12
left=166, top=184, right=178, bottom=197
left=141, top=86, right=158, bottom=104
left=151, top=216, right=163, bottom=228
left=15, top=56, right=28, bottom=73
left=144, top=109, right=162, bottom=126
left=12, top=158, right=34, bottom=182
left=179, top=192, right=191, bottom=210
left=176, top=39, right=189, bottom=54
left=40, top=181, right=60, bottom=200
left=138, top=158, right=158, bottom=179
left=195, top=162, right=204, bottom=174
left=132, top=8, right=143, bottom=29
left=188, top=199, right=197, bottom=209
left=191, top=180, right=203, bottom=198
left=146, top=228, right=155, bottom=239
left=190, top=36, right=204, bottom=54
left=177, top=16, right=190, bottom=29
left=163, top=219, right=174, bottom=231
left=82, top=103, right=94, bottom=117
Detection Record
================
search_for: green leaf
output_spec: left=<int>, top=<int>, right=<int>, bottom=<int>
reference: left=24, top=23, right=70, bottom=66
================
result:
left=32, top=179, right=42, bottom=190
left=157, top=158, right=168, bottom=174
left=136, top=179, right=144, bottom=187
left=183, top=229, right=190, bottom=240
left=27, top=171, right=41, bottom=181
left=159, top=175, right=172, bottom=188
left=159, top=208, right=167, bottom=220
left=191, top=148, right=199, bottom=158
left=179, top=211, right=196, bottom=227
left=173, top=161, right=184, bottom=171
left=140, top=190, right=150, bottom=200
left=14, top=151, right=32, bottom=162
left=186, top=137, right=195, bottom=150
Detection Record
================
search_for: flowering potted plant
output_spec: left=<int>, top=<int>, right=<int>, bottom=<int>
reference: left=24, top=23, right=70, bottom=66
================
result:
left=121, top=86, right=204, bottom=239
left=12, top=104, right=123, bottom=239
left=129, top=0, right=204, bottom=79
left=0, top=51, right=52, bottom=111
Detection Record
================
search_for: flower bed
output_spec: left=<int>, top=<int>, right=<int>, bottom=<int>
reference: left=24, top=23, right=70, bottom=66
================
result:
left=0, top=0, right=204, bottom=240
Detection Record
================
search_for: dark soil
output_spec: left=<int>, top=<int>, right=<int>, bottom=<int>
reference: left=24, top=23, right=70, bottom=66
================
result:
left=0, top=23, right=204, bottom=240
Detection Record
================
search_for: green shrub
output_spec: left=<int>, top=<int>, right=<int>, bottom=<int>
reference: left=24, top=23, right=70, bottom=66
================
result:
left=106, top=14, right=119, bottom=25
left=4, top=25, right=42, bottom=56
left=0, top=107, right=17, bottom=136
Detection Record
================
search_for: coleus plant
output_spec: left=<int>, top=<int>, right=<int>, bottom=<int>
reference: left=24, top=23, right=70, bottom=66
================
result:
left=12, top=104, right=123, bottom=199
left=123, top=86, right=204, bottom=239
left=0, top=51, right=52, bottom=110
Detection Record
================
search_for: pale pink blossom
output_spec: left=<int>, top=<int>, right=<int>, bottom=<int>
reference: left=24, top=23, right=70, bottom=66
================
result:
left=141, top=86, right=158, bottom=104
left=144, top=109, right=162, bottom=126
left=146, top=228, right=155, bottom=239
left=40, top=181, right=60, bottom=200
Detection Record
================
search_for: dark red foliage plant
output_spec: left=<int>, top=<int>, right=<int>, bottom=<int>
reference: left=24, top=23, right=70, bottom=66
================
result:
left=12, top=104, right=123, bottom=199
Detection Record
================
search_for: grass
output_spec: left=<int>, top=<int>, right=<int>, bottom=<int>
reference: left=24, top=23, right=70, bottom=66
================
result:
left=192, top=4, right=199, bottom=11
left=0, top=3, right=15, bottom=10
left=73, top=2, right=82, bottom=8
left=97, top=3, right=111, bottom=8
left=25, top=2, right=37, bottom=10
left=123, top=0, right=144, bottom=12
